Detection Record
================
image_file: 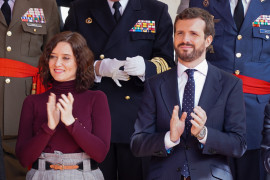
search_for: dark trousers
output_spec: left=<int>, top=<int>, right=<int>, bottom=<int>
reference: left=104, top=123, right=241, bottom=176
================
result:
left=229, top=149, right=266, bottom=180
left=0, top=136, right=6, bottom=180
left=99, top=143, right=148, bottom=180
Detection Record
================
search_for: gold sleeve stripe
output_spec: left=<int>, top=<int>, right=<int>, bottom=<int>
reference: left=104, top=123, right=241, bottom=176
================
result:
left=149, top=57, right=171, bottom=74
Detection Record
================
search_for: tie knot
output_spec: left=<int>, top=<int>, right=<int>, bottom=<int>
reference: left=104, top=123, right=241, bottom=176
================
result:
left=185, top=69, right=196, bottom=78
left=113, top=1, right=121, bottom=10
left=4, top=0, right=8, bottom=2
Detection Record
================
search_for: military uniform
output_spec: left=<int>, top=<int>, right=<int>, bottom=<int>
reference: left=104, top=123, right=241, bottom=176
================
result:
left=0, top=0, right=60, bottom=179
left=64, top=0, right=175, bottom=179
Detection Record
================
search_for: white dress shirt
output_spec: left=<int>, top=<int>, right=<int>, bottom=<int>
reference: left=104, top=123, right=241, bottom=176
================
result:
left=165, top=60, right=208, bottom=149
left=0, top=0, right=15, bottom=17
left=178, top=0, right=251, bottom=17
left=229, top=0, right=251, bottom=16
left=107, top=0, right=129, bottom=15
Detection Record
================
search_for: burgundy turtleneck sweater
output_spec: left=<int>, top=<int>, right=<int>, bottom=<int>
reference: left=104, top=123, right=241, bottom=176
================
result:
left=16, top=80, right=111, bottom=167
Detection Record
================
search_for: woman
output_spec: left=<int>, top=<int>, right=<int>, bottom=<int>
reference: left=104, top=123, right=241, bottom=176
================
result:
left=15, top=31, right=111, bottom=179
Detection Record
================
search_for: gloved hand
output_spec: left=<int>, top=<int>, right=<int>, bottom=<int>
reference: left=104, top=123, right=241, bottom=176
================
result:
left=99, top=58, right=129, bottom=87
left=99, top=58, right=126, bottom=77
left=112, top=70, right=130, bottom=87
left=124, top=56, right=146, bottom=76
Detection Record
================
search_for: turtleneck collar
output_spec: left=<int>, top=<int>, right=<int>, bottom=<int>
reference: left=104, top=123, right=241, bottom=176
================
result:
left=51, top=80, right=77, bottom=95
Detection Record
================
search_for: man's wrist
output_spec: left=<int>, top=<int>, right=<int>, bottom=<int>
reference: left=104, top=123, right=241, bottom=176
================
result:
left=195, top=126, right=207, bottom=140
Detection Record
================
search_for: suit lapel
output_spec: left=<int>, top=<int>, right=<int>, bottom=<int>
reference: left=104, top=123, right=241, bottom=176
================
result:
left=103, top=0, right=141, bottom=51
left=90, top=0, right=116, bottom=35
left=240, top=0, right=264, bottom=33
left=213, top=0, right=237, bottom=31
left=198, top=63, right=222, bottom=127
left=9, top=0, right=31, bottom=28
left=160, top=67, right=188, bottom=139
left=160, top=67, right=181, bottom=115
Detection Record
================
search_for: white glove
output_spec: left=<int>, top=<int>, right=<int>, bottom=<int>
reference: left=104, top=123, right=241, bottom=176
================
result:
left=99, top=58, right=129, bottom=87
left=112, top=70, right=130, bottom=87
left=124, top=56, right=146, bottom=77
left=99, top=58, right=126, bottom=77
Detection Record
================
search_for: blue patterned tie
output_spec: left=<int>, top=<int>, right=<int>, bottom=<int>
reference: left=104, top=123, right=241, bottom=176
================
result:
left=181, top=69, right=196, bottom=177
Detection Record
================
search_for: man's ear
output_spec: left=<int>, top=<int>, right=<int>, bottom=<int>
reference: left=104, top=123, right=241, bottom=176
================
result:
left=205, top=35, right=213, bottom=48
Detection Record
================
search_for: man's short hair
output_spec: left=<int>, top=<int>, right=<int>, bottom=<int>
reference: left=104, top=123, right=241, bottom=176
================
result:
left=174, top=7, right=215, bottom=39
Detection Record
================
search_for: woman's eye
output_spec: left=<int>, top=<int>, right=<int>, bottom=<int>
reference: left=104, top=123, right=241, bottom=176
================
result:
left=49, top=55, right=57, bottom=59
left=63, top=57, right=70, bottom=60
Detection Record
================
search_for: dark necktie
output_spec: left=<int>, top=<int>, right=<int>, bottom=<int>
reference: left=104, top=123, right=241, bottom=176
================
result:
left=181, top=69, right=196, bottom=178
left=234, top=0, right=244, bottom=31
left=113, top=1, right=121, bottom=23
left=1, top=0, right=11, bottom=25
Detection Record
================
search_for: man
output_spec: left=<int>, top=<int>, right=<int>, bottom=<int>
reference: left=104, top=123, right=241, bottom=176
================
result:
left=178, top=1, right=270, bottom=179
left=262, top=103, right=270, bottom=178
left=64, top=0, right=175, bottom=179
left=0, top=0, right=60, bottom=179
left=131, top=7, right=247, bottom=180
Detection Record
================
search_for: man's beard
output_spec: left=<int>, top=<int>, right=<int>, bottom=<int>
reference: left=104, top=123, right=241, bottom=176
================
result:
left=175, top=42, right=205, bottom=62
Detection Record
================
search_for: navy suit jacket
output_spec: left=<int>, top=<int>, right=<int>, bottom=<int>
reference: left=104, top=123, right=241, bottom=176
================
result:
left=188, top=0, right=270, bottom=149
left=131, top=62, right=247, bottom=180
left=64, top=0, right=175, bottom=143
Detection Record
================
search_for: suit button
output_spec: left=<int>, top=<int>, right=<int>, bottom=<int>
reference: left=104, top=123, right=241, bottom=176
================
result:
left=100, top=54, right=105, bottom=60
left=266, top=35, right=269, bottom=39
left=237, top=35, right=242, bottom=40
left=235, top=70, right=240, bottom=75
left=176, top=168, right=181, bottom=172
left=7, top=46, right=11, bottom=52
left=236, top=53, right=241, bottom=58
left=125, top=96, right=130, bottom=100
left=7, top=31, right=12, bottom=36
left=185, top=146, right=189, bottom=150
left=5, top=78, right=11, bottom=84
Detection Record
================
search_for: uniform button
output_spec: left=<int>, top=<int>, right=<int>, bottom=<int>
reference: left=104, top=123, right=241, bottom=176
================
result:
left=7, top=46, right=11, bottom=52
left=237, top=35, right=242, bottom=40
left=235, top=70, right=240, bottom=75
left=7, top=31, right=12, bottom=36
left=266, top=35, right=269, bottom=39
left=34, top=29, right=37, bottom=32
left=100, top=54, right=105, bottom=60
left=5, top=78, right=11, bottom=84
left=236, top=53, right=241, bottom=58
left=125, top=96, right=130, bottom=100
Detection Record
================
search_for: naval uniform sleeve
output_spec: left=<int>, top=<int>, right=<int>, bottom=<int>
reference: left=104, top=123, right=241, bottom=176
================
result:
left=145, top=3, right=175, bottom=78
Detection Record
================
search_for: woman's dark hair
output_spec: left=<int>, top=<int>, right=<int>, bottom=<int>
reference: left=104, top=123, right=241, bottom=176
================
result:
left=39, top=31, right=95, bottom=91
